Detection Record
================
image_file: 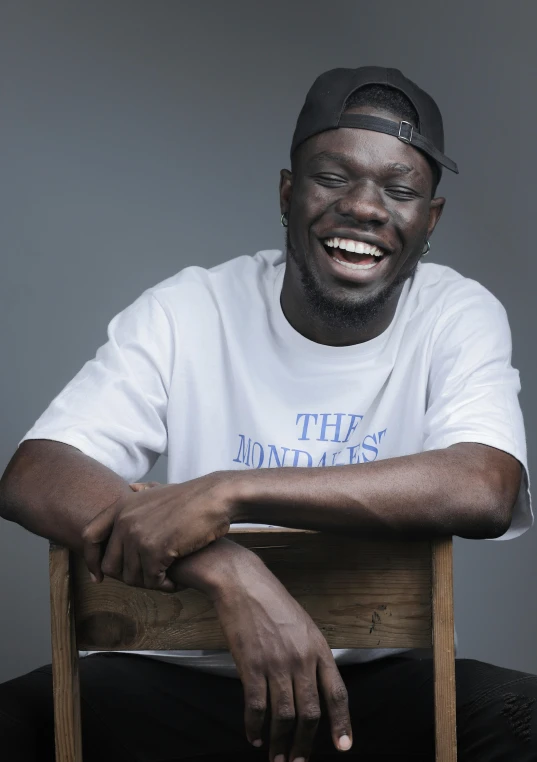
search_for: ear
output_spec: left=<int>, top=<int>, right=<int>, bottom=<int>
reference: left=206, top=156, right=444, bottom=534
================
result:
left=279, top=169, right=293, bottom=218
left=427, top=196, right=445, bottom=239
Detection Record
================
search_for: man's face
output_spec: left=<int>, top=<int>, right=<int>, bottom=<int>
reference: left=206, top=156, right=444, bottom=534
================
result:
left=280, top=106, right=445, bottom=329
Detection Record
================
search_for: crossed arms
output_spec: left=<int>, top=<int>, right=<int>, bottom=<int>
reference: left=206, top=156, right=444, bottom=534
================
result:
left=0, top=438, right=521, bottom=760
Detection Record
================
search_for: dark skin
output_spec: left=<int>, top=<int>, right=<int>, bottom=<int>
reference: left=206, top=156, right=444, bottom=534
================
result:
left=0, top=106, right=522, bottom=762
left=279, top=105, right=445, bottom=346
left=0, top=442, right=353, bottom=762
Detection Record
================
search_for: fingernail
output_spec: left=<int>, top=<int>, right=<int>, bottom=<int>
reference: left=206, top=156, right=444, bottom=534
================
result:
left=293, top=757, right=305, bottom=762
left=89, top=573, right=97, bottom=583
left=339, top=734, right=352, bottom=750
left=275, top=755, right=285, bottom=762
left=252, top=739, right=262, bottom=747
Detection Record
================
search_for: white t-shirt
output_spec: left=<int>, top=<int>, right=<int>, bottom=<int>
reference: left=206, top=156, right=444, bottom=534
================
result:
left=23, top=250, right=532, bottom=676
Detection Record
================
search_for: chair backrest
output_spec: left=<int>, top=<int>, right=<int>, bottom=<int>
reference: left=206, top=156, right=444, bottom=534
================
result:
left=49, top=530, right=456, bottom=761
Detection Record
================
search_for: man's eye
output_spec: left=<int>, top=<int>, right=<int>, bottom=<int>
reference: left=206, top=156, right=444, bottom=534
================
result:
left=387, top=187, right=418, bottom=199
left=313, top=174, right=347, bottom=186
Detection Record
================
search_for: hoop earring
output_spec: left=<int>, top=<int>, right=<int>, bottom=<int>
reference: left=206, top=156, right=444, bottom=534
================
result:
left=422, top=240, right=431, bottom=256
left=280, top=213, right=288, bottom=228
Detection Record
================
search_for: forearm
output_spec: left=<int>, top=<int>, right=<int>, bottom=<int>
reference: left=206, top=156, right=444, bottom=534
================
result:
left=167, top=536, right=264, bottom=599
left=0, top=440, right=132, bottom=552
left=0, top=441, right=262, bottom=598
left=231, top=443, right=521, bottom=540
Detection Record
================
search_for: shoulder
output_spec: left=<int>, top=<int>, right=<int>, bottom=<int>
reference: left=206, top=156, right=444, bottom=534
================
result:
left=409, top=263, right=512, bottom=359
left=146, top=249, right=284, bottom=314
left=409, top=262, right=509, bottom=332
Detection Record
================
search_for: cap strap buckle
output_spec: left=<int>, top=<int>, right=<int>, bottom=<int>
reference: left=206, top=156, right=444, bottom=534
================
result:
left=332, top=113, right=459, bottom=173
left=398, top=120, right=413, bottom=144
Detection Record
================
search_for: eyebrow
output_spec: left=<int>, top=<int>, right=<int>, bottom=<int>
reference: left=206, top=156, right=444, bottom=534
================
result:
left=307, top=152, right=416, bottom=176
left=307, top=151, right=350, bottom=166
left=385, top=162, right=414, bottom=175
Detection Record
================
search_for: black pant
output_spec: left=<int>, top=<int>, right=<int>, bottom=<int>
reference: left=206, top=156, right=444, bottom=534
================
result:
left=1, top=653, right=536, bottom=761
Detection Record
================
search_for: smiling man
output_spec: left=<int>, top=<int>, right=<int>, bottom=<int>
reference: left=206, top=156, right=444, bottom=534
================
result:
left=0, top=66, right=535, bottom=761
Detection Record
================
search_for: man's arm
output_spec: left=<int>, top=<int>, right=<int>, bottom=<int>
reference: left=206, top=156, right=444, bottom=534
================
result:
left=230, top=443, right=522, bottom=540
left=0, top=440, right=132, bottom=552
left=73, top=441, right=521, bottom=592
left=0, top=439, right=242, bottom=593
left=0, top=440, right=356, bottom=757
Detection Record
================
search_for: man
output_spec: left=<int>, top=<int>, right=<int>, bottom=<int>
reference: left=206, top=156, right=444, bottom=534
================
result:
left=0, top=66, right=534, bottom=761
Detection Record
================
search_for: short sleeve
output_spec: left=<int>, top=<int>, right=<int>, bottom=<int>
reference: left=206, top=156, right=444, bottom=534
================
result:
left=21, top=291, right=173, bottom=483
left=423, top=292, right=532, bottom=540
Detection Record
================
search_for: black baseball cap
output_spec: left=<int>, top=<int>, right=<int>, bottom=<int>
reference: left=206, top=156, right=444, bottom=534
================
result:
left=291, top=66, right=458, bottom=178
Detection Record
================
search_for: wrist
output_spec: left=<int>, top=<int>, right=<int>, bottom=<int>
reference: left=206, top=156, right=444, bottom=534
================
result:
left=216, top=469, right=258, bottom=524
left=168, top=537, right=261, bottom=601
left=205, top=540, right=264, bottom=602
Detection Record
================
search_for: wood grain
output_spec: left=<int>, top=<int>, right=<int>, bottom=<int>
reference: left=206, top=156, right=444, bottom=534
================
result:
left=432, top=538, right=457, bottom=761
left=49, top=544, right=83, bottom=762
left=49, top=531, right=456, bottom=760
left=73, top=530, right=434, bottom=651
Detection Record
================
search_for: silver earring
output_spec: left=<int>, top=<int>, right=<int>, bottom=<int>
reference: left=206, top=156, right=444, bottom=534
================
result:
left=422, top=240, right=431, bottom=256
left=280, top=213, right=288, bottom=227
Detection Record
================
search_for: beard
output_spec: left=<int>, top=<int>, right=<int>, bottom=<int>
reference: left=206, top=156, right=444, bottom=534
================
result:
left=286, top=231, right=419, bottom=330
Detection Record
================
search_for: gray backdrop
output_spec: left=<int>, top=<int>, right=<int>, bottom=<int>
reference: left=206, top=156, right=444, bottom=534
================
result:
left=1, top=0, right=535, bottom=682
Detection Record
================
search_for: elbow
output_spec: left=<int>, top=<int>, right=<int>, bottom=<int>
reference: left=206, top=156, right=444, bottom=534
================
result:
left=0, top=443, right=34, bottom=523
left=456, top=497, right=513, bottom=540
left=444, top=444, right=522, bottom=540
left=477, top=502, right=513, bottom=539
left=0, top=475, right=15, bottom=522
left=0, top=462, right=23, bottom=523
left=483, top=455, right=522, bottom=538
left=462, top=463, right=521, bottom=540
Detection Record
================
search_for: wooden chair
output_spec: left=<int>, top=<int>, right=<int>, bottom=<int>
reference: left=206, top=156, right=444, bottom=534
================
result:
left=49, top=530, right=457, bottom=762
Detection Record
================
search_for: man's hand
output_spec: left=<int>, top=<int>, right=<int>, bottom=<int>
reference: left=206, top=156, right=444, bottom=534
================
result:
left=81, top=473, right=236, bottom=591
left=84, top=481, right=353, bottom=758
left=206, top=547, right=352, bottom=762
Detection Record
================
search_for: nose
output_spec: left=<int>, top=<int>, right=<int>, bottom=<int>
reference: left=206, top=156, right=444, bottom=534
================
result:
left=335, top=180, right=390, bottom=225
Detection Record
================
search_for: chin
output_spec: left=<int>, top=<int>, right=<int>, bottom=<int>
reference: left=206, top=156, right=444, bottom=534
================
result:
left=290, top=242, right=418, bottom=329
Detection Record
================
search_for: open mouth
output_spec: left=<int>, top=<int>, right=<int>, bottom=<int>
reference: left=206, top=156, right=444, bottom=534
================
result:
left=322, top=237, right=386, bottom=270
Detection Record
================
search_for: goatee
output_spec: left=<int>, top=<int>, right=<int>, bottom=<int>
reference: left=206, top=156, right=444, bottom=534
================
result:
left=286, top=232, right=418, bottom=330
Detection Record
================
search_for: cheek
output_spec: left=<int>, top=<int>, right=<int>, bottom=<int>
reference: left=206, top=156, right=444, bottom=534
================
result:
left=292, top=179, right=332, bottom=222
left=390, top=203, right=430, bottom=242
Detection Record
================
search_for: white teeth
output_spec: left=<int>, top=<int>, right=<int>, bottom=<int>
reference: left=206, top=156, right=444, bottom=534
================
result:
left=323, top=237, right=384, bottom=257
left=333, top=257, right=378, bottom=270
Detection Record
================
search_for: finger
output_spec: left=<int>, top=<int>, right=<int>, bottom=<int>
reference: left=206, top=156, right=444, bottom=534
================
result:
left=268, top=675, right=296, bottom=762
left=81, top=503, right=118, bottom=582
left=100, top=527, right=125, bottom=581
left=242, top=674, right=268, bottom=749
left=121, top=547, right=144, bottom=588
left=129, top=482, right=163, bottom=491
left=139, top=549, right=176, bottom=592
left=317, top=657, right=352, bottom=753
left=129, top=483, right=147, bottom=492
left=288, top=671, right=321, bottom=762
